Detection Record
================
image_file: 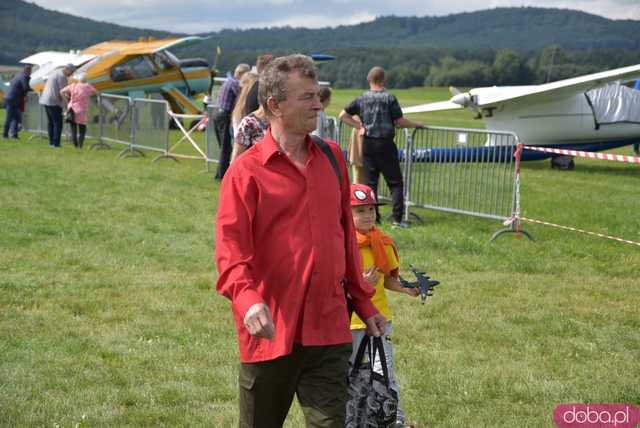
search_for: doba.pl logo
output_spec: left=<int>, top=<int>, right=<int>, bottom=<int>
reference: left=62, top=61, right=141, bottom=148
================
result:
left=554, top=404, right=640, bottom=428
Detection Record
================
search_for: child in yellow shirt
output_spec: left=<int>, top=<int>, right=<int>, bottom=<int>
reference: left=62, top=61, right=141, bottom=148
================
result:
left=349, top=183, right=419, bottom=428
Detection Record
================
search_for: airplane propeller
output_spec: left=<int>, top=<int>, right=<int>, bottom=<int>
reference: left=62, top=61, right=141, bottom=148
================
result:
left=449, top=86, right=481, bottom=117
left=205, top=46, right=222, bottom=104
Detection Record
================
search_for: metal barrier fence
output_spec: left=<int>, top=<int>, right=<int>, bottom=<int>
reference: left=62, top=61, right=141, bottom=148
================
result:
left=406, top=126, right=520, bottom=223
left=23, top=93, right=46, bottom=139
left=206, top=104, right=221, bottom=170
left=332, top=119, right=526, bottom=237
left=131, top=97, right=170, bottom=159
left=336, top=118, right=351, bottom=154
left=23, top=93, right=101, bottom=145
left=85, top=96, right=102, bottom=143
left=99, top=93, right=133, bottom=150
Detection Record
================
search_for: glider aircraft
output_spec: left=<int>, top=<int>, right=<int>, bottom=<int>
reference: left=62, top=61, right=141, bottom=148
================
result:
left=403, top=63, right=640, bottom=166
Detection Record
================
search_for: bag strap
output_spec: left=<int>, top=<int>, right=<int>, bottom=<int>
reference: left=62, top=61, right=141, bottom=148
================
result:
left=371, top=336, right=392, bottom=387
left=310, top=135, right=343, bottom=188
left=350, top=335, right=371, bottom=377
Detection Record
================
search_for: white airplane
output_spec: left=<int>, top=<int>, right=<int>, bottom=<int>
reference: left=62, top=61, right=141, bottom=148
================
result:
left=403, top=63, right=640, bottom=166
left=20, top=50, right=96, bottom=88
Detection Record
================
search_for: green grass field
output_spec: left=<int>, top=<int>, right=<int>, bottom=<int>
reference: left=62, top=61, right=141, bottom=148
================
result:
left=1, top=87, right=639, bottom=427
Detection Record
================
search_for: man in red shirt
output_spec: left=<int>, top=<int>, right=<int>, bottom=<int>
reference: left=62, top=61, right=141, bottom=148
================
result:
left=215, top=54, right=386, bottom=427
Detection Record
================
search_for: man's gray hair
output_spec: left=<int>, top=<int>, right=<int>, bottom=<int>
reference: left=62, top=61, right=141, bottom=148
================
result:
left=259, top=54, right=317, bottom=117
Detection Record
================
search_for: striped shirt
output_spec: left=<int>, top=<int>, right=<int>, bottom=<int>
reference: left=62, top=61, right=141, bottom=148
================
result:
left=217, top=77, right=240, bottom=113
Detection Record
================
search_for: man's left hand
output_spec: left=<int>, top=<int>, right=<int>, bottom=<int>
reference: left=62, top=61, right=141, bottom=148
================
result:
left=364, top=313, right=386, bottom=337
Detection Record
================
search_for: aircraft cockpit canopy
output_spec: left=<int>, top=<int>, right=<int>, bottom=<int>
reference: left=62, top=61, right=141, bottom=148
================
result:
left=111, top=56, right=158, bottom=82
left=586, top=82, right=640, bottom=127
left=153, top=51, right=177, bottom=71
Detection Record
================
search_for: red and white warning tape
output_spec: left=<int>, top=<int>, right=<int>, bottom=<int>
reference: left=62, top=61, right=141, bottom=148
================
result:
left=523, top=146, right=640, bottom=164
left=519, top=216, right=640, bottom=247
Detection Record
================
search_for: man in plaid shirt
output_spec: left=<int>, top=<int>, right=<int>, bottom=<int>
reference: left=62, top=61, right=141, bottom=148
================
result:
left=214, top=63, right=250, bottom=180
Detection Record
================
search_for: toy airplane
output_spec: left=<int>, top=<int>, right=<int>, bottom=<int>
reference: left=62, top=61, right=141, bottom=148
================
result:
left=399, top=265, right=440, bottom=305
left=403, top=64, right=640, bottom=166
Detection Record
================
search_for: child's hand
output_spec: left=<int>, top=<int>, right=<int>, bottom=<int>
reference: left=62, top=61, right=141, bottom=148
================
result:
left=404, top=287, right=420, bottom=297
left=363, top=267, right=380, bottom=286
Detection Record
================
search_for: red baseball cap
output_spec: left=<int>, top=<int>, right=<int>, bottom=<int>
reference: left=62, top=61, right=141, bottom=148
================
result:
left=350, top=184, right=385, bottom=206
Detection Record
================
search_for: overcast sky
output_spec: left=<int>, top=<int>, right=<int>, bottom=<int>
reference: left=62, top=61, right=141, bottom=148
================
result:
left=30, top=0, right=640, bottom=34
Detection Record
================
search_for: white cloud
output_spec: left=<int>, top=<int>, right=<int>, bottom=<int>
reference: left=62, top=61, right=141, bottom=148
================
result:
left=28, top=0, right=640, bottom=33
left=247, top=11, right=377, bottom=29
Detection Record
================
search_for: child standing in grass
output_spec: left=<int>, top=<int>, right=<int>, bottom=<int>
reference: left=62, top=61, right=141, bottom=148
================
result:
left=349, top=183, right=419, bottom=428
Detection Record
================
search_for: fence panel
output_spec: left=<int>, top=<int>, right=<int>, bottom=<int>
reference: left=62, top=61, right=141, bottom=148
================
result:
left=336, top=120, right=351, bottom=155
left=22, top=93, right=45, bottom=138
left=84, top=96, right=102, bottom=142
left=132, top=98, right=169, bottom=154
left=206, top=104, right=221, bottom=166
left=99, top=94, right=133, bottom=147
left=407, top=126, right=519, bottom=222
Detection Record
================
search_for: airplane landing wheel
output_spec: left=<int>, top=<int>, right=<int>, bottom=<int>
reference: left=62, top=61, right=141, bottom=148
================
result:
left=551, top=155, right=574, bottom=170
left=634, top=143, right=639, bottom=156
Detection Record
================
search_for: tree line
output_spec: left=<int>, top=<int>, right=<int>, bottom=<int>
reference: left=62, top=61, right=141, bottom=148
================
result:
left=207, top=46, right=640, bottom=89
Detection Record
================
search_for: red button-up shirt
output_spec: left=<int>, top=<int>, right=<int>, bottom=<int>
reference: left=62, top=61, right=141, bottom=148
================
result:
left=215, top=130, right=378, bottom=363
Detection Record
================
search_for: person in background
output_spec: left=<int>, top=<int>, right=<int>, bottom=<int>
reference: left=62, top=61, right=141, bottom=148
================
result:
left=215, top=54, right=385, bottom=427
left=3, top=65, right=32, bottom=140
left=213, top=63, right=250, bottom=180
left=339, top=66, right=423, bottom=227
left=39, top=64, right=75, bottom=148
left=348, top=115, right=366, bottom=184
left=60, top=76, right=97, bottom=149
left=348, top=183, right=419, bottom=428
left=230, top=101, right=268, bottom=162
left=312, top=86, right=332, bottom=138
left=231, top=71, right=258, bottom=136
left=243, top=54, right=274, bottom=114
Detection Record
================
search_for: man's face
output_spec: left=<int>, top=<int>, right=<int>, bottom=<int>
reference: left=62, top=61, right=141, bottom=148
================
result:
left=63, top=68, right=74, bottom=77
left=351, top=204, right=376, bottom=233
left=274, top=72, right=322, bottom=134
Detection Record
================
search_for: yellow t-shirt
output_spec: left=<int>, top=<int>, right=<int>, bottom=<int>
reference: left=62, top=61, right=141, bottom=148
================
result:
left=350, top=243, right=399, bottom=329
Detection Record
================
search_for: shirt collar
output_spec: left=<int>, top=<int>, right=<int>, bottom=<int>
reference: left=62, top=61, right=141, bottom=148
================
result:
left=259, top=129, right=319, bottom=166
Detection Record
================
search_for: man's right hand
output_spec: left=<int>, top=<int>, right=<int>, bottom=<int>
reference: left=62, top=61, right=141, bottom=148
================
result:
left=243, top=303, right=275, bottom=340
left=364, top=313, right=387, bottom=337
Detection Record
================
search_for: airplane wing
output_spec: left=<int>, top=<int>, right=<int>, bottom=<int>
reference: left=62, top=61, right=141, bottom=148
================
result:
left=403, top=100, right=463, bottom=114
left=475, top=63, right=640, bottom=107
left=152, top=36, right=209, bottom=53
left=83, top=36, right=209, bottom=56
left=403, top=63, right=640, bottom=113
left=20, top=51, right=96, bottom=67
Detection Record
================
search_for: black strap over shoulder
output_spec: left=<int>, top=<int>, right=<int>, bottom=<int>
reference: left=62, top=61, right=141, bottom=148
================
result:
left=310, top=134, right=354, bottom=317
left=310, top=134, right=343, bottom=187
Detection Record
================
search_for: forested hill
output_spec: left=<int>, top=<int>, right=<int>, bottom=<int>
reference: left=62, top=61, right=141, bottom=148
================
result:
left=3, top=1, right=640, bottom=65
left=208, top=8, right=640, bottom=52
left=0, top=0, right=176, bottom=65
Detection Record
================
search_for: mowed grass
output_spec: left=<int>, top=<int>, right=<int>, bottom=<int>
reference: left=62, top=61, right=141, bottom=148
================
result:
left=1, top=87, right=639, bottom=427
